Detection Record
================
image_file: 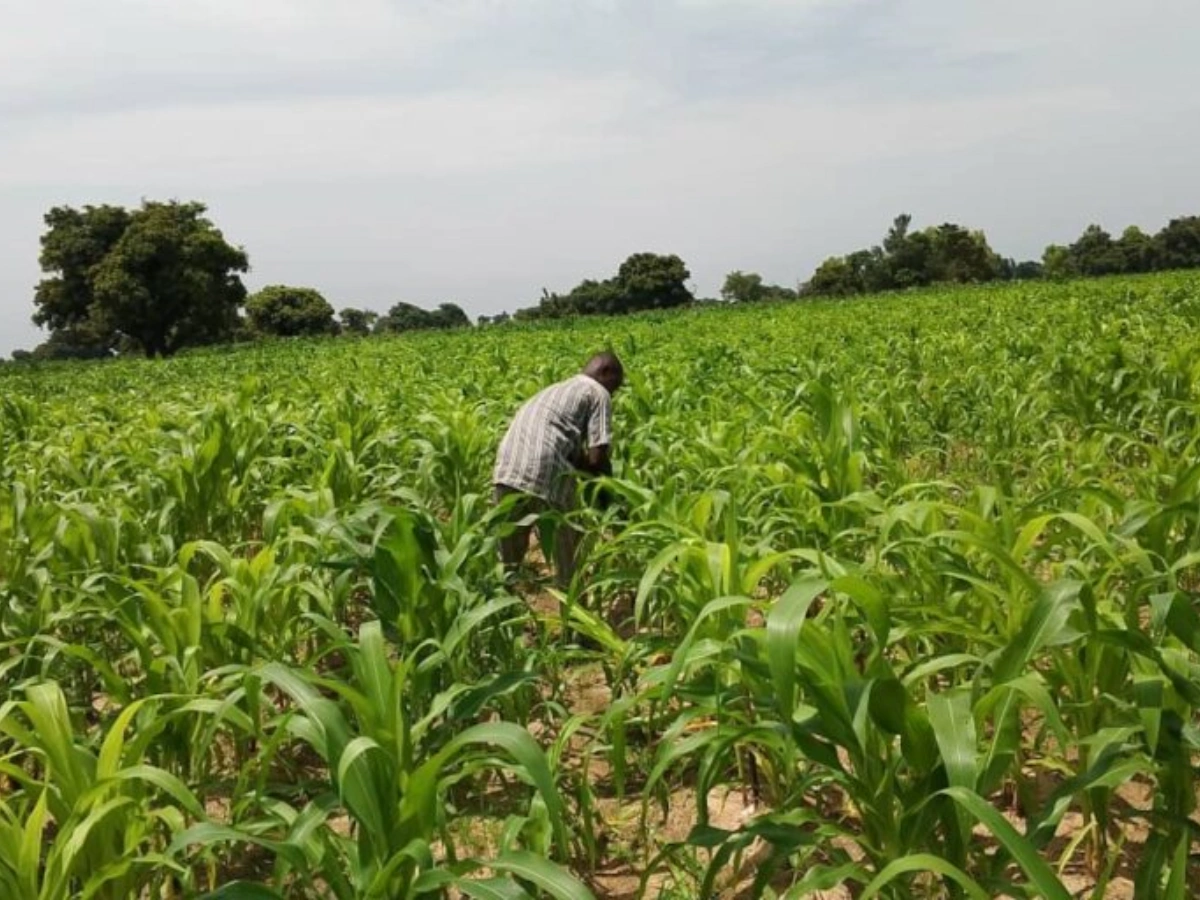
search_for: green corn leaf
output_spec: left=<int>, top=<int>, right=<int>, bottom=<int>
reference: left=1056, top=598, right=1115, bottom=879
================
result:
left=168, top=822, right=308, bottom=871
left=1161, top=592, right=1200, bottom=652
left=337, top=736, right=398, bottom=852
left=660, top=594, right=754, bottom=711
left=990, top=580, right=1083, bottom=684
left=484, top=851, right=596, bottom=900
left=19, top=789, right=48, bottom=897
left=830, top=573, right=890, bottom=645
left=633, top=542, right=691, bottom=626
left=766, top=574, right=827, bottom=723
left=57, top=795, right=137, bottom=879
left=941, top=786, right=1073, bottom=900
left=901, top=653, right=982, bottom=688
left=869, top=677, right=936, bottom=770
left=440, top=723, right=571, bottom=857
left=860, top=853, right=990, bottom=900
left=457, top=877, right=533, bottom=900
left=928, top=687, right=978, bottom=849
left=109, top=765, right=205, bottom=819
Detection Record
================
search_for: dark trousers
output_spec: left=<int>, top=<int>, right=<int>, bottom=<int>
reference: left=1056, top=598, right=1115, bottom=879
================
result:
left=493, top=484, right=580, bottom=588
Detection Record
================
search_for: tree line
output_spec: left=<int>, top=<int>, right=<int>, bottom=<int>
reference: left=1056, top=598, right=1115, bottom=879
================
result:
left=10, top=199, right=1200, bottom=362
left=243, top=288, right=470, bottom=340
left=12, top=201, right=474, bottom=361
left=802, top=213, right=1200, bottom=297
left=500, top=211, right=1200, bottom=312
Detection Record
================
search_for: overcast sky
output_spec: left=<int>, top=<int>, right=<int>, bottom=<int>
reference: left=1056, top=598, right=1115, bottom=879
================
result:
left=2, top=0, right=1198, bottom=355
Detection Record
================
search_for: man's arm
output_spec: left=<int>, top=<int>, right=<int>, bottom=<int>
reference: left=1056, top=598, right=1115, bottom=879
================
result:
left=582, top=444, right=612, bottom=477
left=582, top=389, right=613, bottom=473
left=576, top=388, right=615, bottom=508
left=579, top=444, right=614, bottom=510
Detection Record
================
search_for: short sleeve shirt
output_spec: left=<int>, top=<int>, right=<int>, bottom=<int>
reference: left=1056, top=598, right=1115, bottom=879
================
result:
left=492, top=374, right=613, bottom=507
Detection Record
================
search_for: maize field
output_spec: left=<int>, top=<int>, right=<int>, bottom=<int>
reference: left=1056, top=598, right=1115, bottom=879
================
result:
left=2, top=273, right=1199, bottom=899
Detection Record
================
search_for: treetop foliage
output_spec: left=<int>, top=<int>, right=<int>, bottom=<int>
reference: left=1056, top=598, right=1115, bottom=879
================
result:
left=1040, top=216, right=1200, bottom=280
left=374, top=301, right=471, bottom=334
left=514, top=252, right=694, bottom=320
left=245, top=285, right=337, bottom=338
left=800, top=212, right=1200, bottom=298
left=32, top=200, right=248, bottom=358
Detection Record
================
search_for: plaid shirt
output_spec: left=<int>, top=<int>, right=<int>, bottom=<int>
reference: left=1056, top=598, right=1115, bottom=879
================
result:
left=493, top=374, right=613, bottom=508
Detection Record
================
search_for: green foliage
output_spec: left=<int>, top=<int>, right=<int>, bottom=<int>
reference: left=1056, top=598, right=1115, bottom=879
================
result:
left=1154, top=215, right=1200, bottom=269
left=807, top=212, right=1200, bottom=299
left=1045, top=216, right=1200, bottom=280
left=245, top=285, right=337, bottom=337
left=805, top=254, right=869, bottom=297
left=33, top=200, right=248, bottom=357
left=375, top=301, right=470, bottom=334
left=720, top=271, right=797, bottom=303
left=997, top=258, right=1045, bottom=280
left=1117, top=225, right=1158, bottom=273
left=721, top=270, right=764, bottom=303
left=3, top=273, right=1200, bottom=897
left=1042, top=243, right=1075, bottom=280
left=803, top=213, right=1002, bottom=297
left=616, top=253, right=693, bottom=311
left=923, top=222, right=1002, bottom=282
left=32, top=204, right=132, bottom=338
left=517, top=253, right=693, bottom=319
left=337, top=307, right=379, bottom=336
left=25, top=325, right=115, bottom=360
left=1068, top=225, right=1125, bottom=276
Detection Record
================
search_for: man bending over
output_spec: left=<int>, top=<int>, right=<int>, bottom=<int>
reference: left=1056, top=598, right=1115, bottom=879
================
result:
left=492, top=351, right=624, bottom=587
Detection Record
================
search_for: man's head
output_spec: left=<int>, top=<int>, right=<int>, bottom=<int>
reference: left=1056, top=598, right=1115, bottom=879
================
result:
left=583, top=351, right=624, bottom=395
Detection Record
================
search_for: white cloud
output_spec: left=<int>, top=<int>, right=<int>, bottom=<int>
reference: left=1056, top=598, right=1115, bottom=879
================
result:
left=672, top=0, right=842, bottom=9
left=0, top=61, right=1114, bottom=194
left=865, top=0, right=1198, bottom=70
left=0, top=75, right=656, bottom=188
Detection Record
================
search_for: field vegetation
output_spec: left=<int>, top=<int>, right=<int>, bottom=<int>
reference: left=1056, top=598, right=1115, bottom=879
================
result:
left=2, top=273, right=1199, bottom=898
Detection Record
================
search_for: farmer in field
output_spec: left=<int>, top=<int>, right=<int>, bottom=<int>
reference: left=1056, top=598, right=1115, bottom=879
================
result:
left=492, top=352, right=624, bottom=588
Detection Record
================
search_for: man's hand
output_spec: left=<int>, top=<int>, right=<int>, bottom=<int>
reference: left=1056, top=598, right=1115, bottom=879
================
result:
left=581, top=444, right=612, bottom=477
left=576, top=444, right=614, bottom=509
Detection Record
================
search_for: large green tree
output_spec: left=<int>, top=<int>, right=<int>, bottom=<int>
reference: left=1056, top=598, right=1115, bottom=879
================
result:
left=1115, top=226, right=1158, bottom=273
left=32, top=205, right=132, bottom=352
left=338, top=307, right=379, bottom=336
left=616, top=253, right=693, bottom=311
left=517, top=252, right=695, bottom=319
left=805, top=255, right=869, bottom=297
left=721, top=270, right=798, bottom=303
left=33, top=200, right=248, bottom=357
left=721, top=270, right=766, bottom=303
left=568, top=279, right=625, bottom=316
left=925, top=224, right=1002, bottom=283
left=881, top=214, right=933, bottom=288
left=1066, top=225, right=1124, bottom=277
left=245, top=285, right=336, bottom=337
left=375, top=302, right=431, bottom=333
left=375, top=301, right=471, bottom=334
left=429, top=302, right=471, bottom=329
left=1041, top=244, right=1075, bottom=280
left=801, top=214, right=1002, bottom=298
left=1153, top=216, right=1200, bottom=269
